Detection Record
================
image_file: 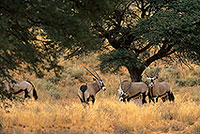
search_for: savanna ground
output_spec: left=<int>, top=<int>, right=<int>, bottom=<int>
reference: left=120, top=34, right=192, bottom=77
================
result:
left=0, top=53, right=200, bottom=134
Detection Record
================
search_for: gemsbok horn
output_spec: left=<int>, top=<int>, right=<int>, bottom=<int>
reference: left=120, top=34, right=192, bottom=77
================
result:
left=118, top=74, right=148, bottom=104
left=77, top=65, right=106, bottom=104
left=147, top=76, right=175, bottom=103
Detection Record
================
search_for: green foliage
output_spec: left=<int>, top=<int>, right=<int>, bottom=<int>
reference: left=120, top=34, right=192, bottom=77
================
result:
left=0, top=0, right=118, bottom=79
left=0, top=0, right=117, bottom=101
left=99, top=49, right=143, bottom=73
left=134, top=0, right=200, bottom=63
left=1, top=0, right=200, bottom=101
left=96, top=0, right=200, bottom=81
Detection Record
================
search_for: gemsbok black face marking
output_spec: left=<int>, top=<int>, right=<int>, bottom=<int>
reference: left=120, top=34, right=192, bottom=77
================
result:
left=99, top=80, right=106, bottom=91
left=148, top=77, right=155, bottom=87
left=118, top=74, right=148, bottom=104
left=147, top=76, right=175, bottom=103
left=77, top=66, right=106, bottom=105
left=118, top=90, right=128, bottom=102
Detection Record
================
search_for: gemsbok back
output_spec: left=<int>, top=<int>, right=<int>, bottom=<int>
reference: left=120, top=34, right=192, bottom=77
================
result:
left=77, top=66, right=106, bottom=104
left=3, top=79, right=38, bottom=100
left=147, top=76, right=175, bottom=103
left=118, top=75, right=148, bottom=104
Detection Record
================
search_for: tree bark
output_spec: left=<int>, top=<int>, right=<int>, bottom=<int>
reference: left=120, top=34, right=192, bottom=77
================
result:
left=127, top=66, right=145, bottom=82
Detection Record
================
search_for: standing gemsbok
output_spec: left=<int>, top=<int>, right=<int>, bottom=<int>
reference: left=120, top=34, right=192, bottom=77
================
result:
left=147, top=76, right=175, bottom=103
left=118, top=75, right=148, bottom=104
left=3, top=79, right=38, bottom=100
left=78, top=66, right=106, bottom=104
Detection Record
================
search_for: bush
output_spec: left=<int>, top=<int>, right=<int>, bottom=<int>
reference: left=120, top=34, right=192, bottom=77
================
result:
left=65, top=66, right=86, bottom=82
left=37, top=79, right=61, bottom=99
left=143, top=66, right=162, bottom=78
left=176, top=77, right=200, bottom=87
left=143, top=67, right=180, bottom=84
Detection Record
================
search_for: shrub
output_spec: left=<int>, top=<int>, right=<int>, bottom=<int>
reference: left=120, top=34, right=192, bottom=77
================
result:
left=65, top=66, right=86, bottom=83
left=143, top=66, right=161, bottom=78
left=175, top=80, right=186, bottom=87
left=176, top=77, right=200, bottom=87
left=143, top=67, right=180, bottom=85
left=37, top=79, right=61, bottom=99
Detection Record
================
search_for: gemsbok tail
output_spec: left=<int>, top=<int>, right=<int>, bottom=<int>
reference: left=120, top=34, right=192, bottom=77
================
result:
left=27, top=80, right=38, bottom=100
left=33, top=87, right=38, bottom=100
left=169, top=91, right=175, bottom=102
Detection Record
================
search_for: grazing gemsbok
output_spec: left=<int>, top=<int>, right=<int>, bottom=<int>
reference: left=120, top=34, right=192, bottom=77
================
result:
left=118, top=75, right=148, bottom=104
left=147, top=76, right=175, bottom=103
left=77, top=66, right=106, bottom=104
left=3, top=79, right=38, bottom=100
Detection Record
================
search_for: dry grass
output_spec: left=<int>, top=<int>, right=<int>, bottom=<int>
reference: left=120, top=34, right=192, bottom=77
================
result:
left=1, top=93, right=200, bottom=134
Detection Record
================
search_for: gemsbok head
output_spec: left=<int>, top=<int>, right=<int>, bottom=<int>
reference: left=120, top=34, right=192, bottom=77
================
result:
left=77, top=66, right=106, bottom=104
left=147, top=76, right=175, bottom=103
left=118, top=74, right=148, bottom=104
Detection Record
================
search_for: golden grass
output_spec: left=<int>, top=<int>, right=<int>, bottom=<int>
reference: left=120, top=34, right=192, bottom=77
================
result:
left=1, top=94, right=200, bottom=133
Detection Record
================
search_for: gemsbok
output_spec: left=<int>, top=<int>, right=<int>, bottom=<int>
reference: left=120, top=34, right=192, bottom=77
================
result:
left=147, top=76, right=175, bottom=103
left=118, top=75, right=148, bottom=104
left=77, top=66, right=106, bottom=104
left=3, top=79, right=38, bottom=100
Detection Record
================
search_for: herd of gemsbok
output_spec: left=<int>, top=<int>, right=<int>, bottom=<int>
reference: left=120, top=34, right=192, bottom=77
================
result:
left=78, top=66, right=175, bottom=105
left=1, top=65, right=175, bottom=105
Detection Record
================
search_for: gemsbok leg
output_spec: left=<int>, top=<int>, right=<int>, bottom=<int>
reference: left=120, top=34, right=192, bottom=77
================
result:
left=78, top=66, right=106, bottom=105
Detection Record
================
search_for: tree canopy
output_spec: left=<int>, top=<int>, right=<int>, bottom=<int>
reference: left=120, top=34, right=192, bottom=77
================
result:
left=0, top=0, right=200, bottom=101
left=0, top=0, right=118, bottom=101
left=0, top=0, right=118, bottom=79
left=97, top=0, right=200, bottom=81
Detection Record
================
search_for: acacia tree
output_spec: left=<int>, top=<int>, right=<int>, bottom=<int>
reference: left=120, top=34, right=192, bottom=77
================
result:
left=0, top=0, right=119, bottom=78
left=0, top=0, right=117, bottom=101
left=96, top=0, right=200, bottom=81
left=0, top=0, right=200, bottom=101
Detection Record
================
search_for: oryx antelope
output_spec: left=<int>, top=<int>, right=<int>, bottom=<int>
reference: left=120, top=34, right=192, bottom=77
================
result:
left=77, top=66, right=106, bottom=104
left=147, top=76, right=175, bottom=103
left=118, top=75, right=148, bottom=104
left=3, top=79, right=38, bottom=100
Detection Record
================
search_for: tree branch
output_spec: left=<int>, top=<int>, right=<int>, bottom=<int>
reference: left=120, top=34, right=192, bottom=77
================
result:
left=145, top=43, right=175, bottom=66
left=135, top=42, right=153, bottom=54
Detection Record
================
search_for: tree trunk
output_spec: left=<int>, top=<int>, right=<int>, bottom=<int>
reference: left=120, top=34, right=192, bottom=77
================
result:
left=127, top=66, right=145, bottom=82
